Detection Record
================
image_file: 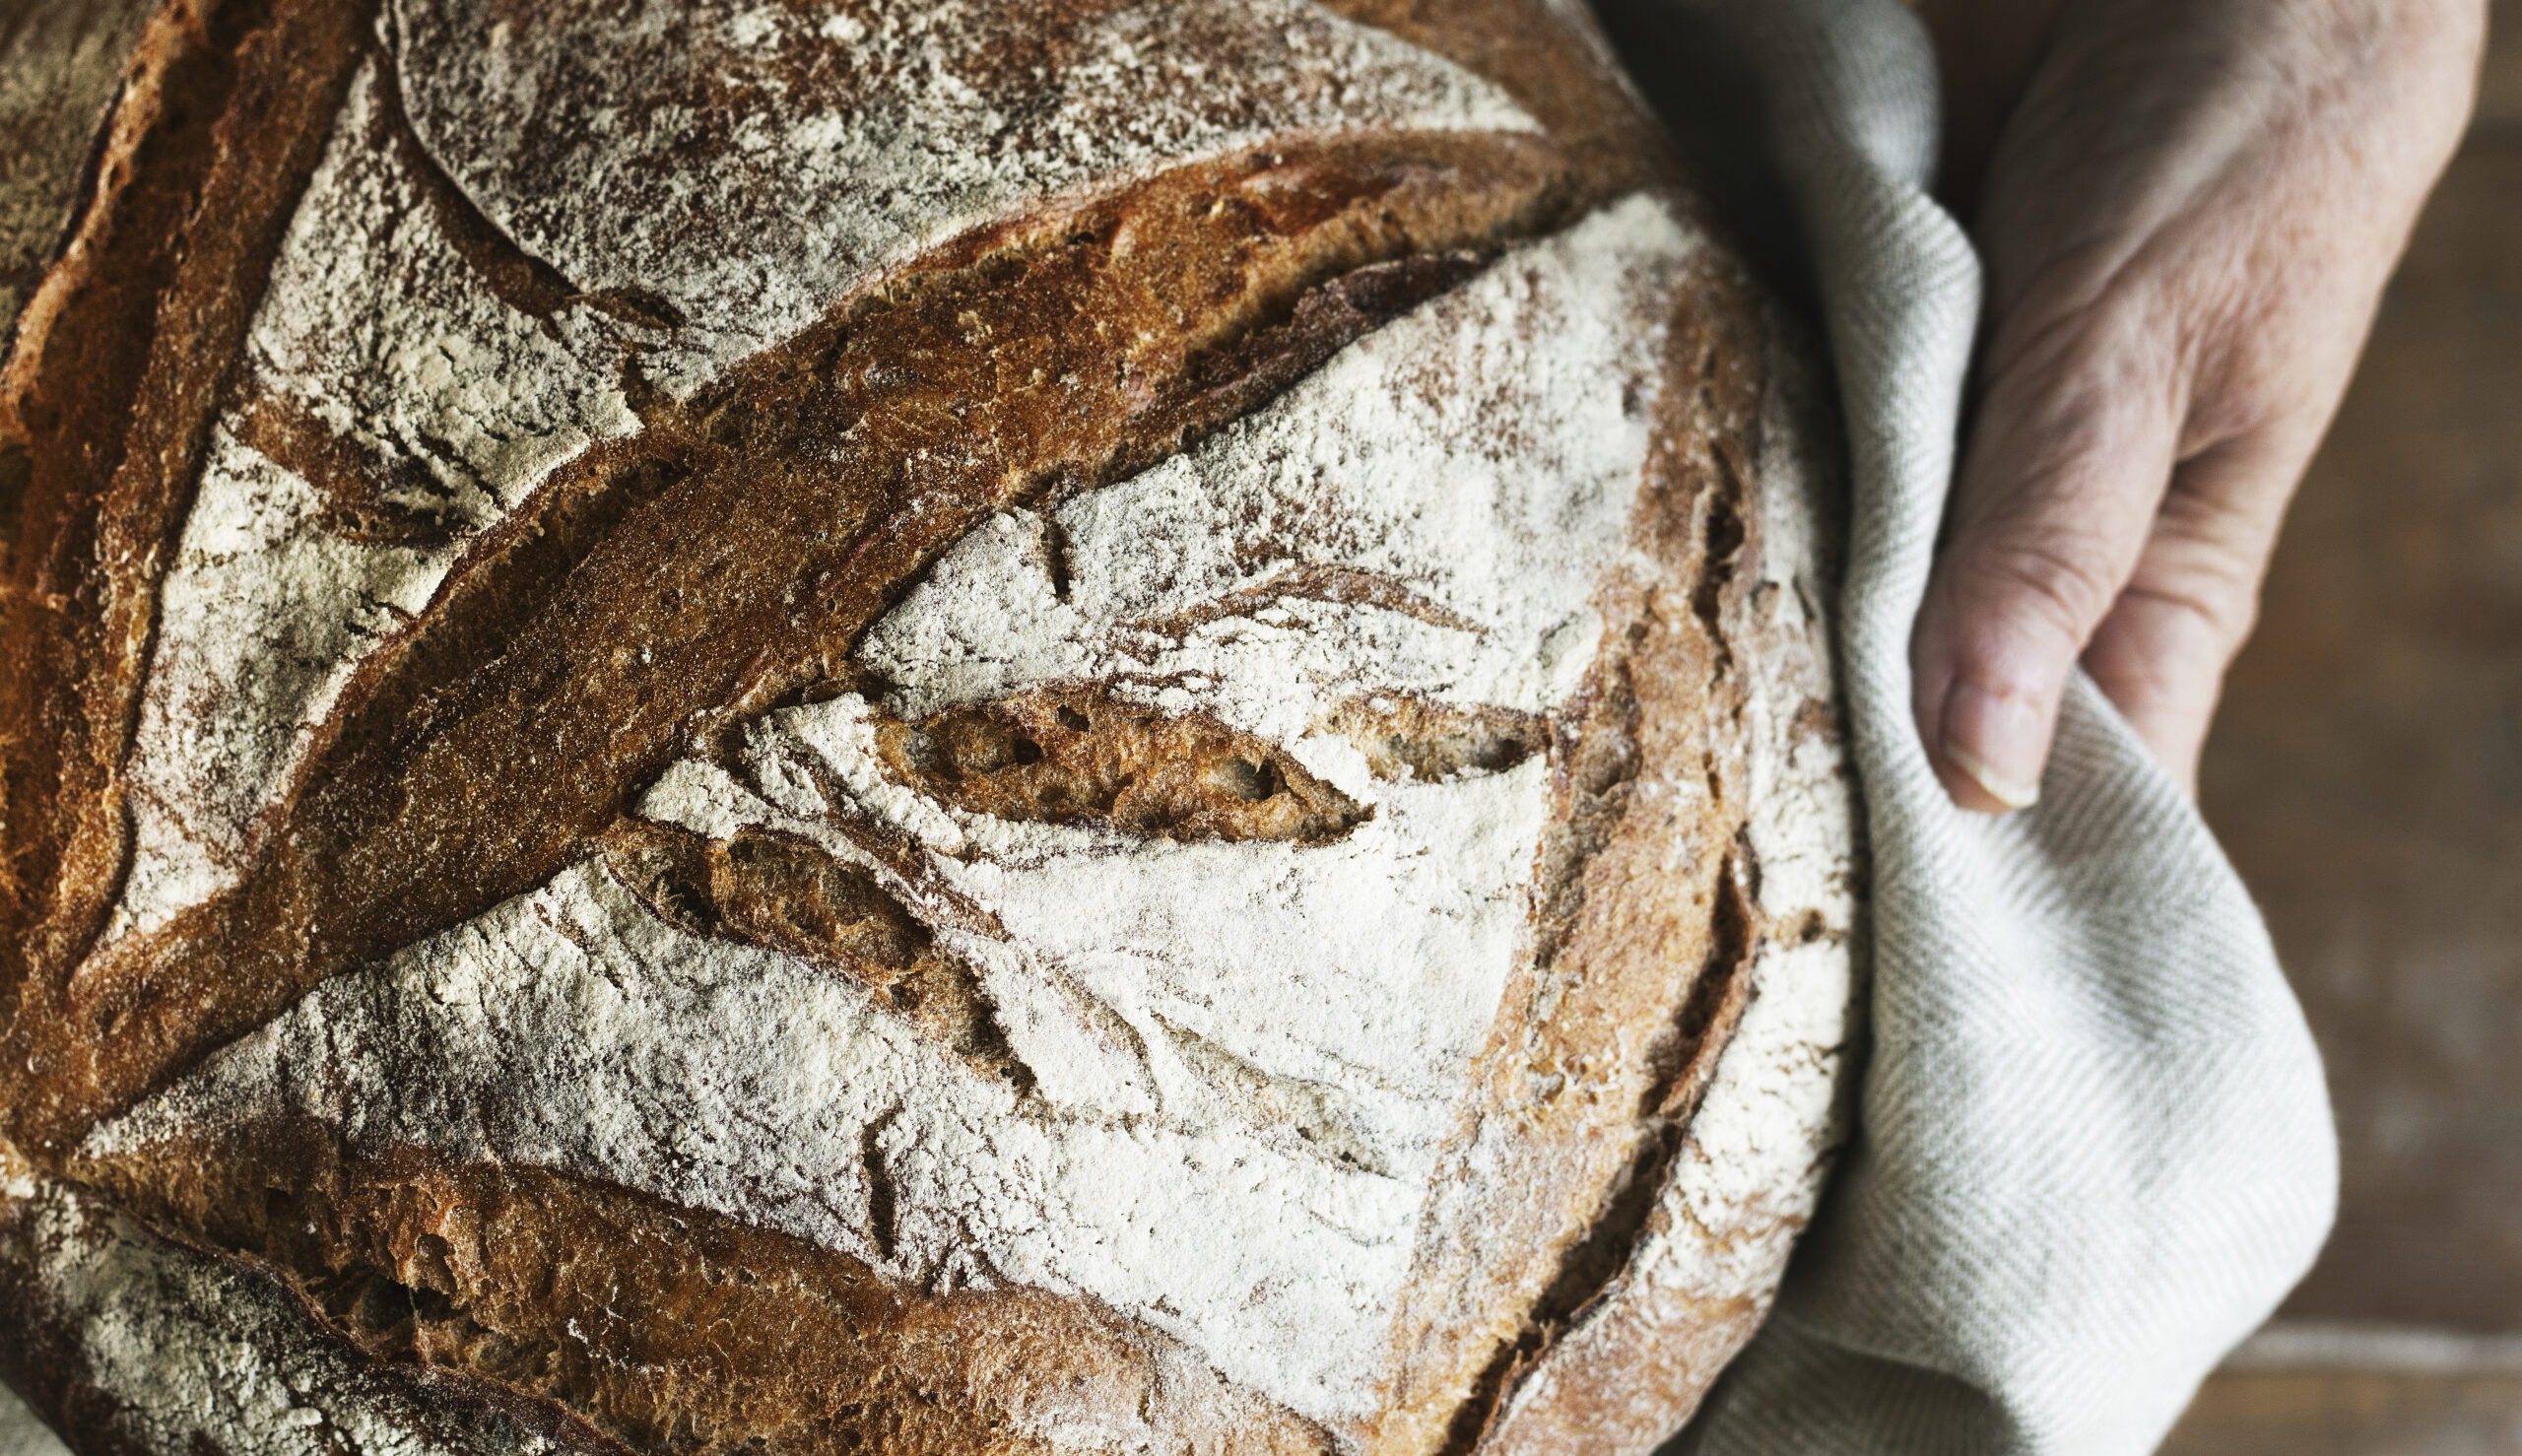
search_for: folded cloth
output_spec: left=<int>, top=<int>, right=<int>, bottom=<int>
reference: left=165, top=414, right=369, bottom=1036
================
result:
left=0, top=1386, right=65, bottom=1456
left=1615, top=2, right=2341, bottom=1450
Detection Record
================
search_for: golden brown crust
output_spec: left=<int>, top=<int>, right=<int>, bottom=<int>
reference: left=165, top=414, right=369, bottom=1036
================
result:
left=1318, top=0, right=1674, bottom=208
left=75, top=1128, right=1335, bottom=1455
left=6, top=127, right=1592, bottom=1159
left=865, top=687, right=1374, bottom=847
left=1472, top=295, right=1855, bottom=1456
left=1366, top=236, right=1779, bottom=1456
left=0, top=1158, right=644, bottom=1456
left=0, top=0, right=163, bottom=350
left=0, top=0, right=374, bottom=1105
left=0, top=0, right=1846, bottom=1451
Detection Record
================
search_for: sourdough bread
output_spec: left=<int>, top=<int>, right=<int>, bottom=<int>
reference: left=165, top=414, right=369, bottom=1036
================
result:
left=0, top=0, right=1861, bottom=1451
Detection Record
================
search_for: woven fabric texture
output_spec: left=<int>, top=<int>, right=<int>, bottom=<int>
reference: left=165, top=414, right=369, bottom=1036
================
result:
left=1642, top=2, right=2340, bottom=1451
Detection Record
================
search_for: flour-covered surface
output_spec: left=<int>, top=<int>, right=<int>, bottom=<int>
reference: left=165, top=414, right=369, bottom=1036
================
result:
left=0, top=1, right=1869, bottom=1451
left=111, top=60, right=638, bottom=944
left=391, top=0, right=1540, bottom=398
left=90, top=198, right=1703, bottom=1429
left=1482, top=302, right=1860, bottom=1451
left=84, top=848, right=1456, bottom=1423
left=0, top=1166, right=568, bottom=1456
left=103, top=0, right=1537, bottom=955
left=1656, top=306, right=1858, bottom=1297
left=862, top=195, right=1692, bottom=749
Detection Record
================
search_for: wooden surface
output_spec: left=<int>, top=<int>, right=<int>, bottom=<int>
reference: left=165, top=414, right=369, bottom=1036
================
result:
left=2200, top=90, right=2522, bottom=1336
left=2168, top=3, right=2522, bottom=1446
left=2166, top=1371, right=2522, bottom=1456
left=2485, top=0, right=2522, bottom=128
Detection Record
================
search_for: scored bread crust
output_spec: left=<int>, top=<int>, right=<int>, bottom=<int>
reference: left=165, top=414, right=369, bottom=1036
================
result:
left=0, top=0, right=1862, bottom=1452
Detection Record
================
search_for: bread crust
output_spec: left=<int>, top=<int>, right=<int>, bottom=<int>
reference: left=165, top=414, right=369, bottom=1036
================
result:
left=1474, top=295, right=1859, bottom=1455
left=0, top=1, right=1861, bottom=1451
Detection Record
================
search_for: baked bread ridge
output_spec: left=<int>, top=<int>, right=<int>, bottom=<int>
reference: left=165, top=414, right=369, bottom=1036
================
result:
left=1476, top=294, right=1858, bottom=1454
left=0, top=0, right=161, bottom=350
left=0, top=1152, right=626, bottom=1456
left=0, top=0, right=1861, bottom=1452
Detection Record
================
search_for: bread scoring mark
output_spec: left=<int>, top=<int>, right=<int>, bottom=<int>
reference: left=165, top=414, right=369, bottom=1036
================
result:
left=91, top=4, right=1524, bottom=976
left=0, top=2, right=1856, bottom=1443
left=1327, top=695, right=1549, bottom=785
left=1350, top=232, right=1828, bottom=1452
left=365, top=45, right=579, bottom=322
left=628, top=685, right=1542, bottom=1210
left=114, top=426, right=469, bottom=949
left=598, top=818, right=1032, bottom=1092
left=858, top=198, right=1703, bottom=771
left=1478, top=295, right=1862, bottom=1450
left=1442, top=848, right=1759, bottom=1450
left=106, top=54, right=642, bottom=948
left=235, top=55, right=643, bottom=523
left=39, top=128, right=1582, bottom=1160
left=868, top=687, right=1370, bottom=847
left=0, top=1171, right=602, bottom=1455
left=83, top=201, right=1703, bottom=1429
left=388, top=0, right=1541, bottom=397
left=0, top=0, right=373, bottom=1067
left=1124, top=563, right=1486, bottom=641
left=1150, top=249, right=1492, bottom=447
left=81, top=849, right=1465, bottom=1423
left=49, top=1146, right=1337, bottom=1455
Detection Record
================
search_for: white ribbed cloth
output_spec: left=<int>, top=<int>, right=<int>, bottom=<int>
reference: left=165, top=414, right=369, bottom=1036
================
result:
left=0, top=1389, right=64, bottom=1456
left=1637, top=2, right=2340, bottom=1451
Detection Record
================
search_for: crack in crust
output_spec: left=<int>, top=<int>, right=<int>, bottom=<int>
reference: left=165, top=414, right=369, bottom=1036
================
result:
left=1127, top=562, right=1490, bottom=640
left=68, top=1134, right=1340, bottom=1455
left=0, top=0, right=1846, bottom=1450
left=872, top=686, right=1372, bottom=847
left=13, top=128, right=1592, bottom=1159
left=598, top=818, right=1035, bottom=1092
left=1327, top=695, right=1551, bottom=785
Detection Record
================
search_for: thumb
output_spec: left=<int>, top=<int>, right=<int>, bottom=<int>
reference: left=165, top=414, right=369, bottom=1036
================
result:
left=1914, top=303, right=2184, bottom=812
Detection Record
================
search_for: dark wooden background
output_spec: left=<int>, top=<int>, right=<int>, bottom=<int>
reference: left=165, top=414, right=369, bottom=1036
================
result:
left=2162, top=3, right=2522, bottom=1449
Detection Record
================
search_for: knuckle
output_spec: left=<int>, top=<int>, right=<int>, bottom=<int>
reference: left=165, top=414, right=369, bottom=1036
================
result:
left=2119, top=575, right=2257, bottom=659
left=1957, top=534, right=2126, bottom=649
left=2158, top=461, right=2295, bottom=546
left=2134, top=509, right=2279, bottom=646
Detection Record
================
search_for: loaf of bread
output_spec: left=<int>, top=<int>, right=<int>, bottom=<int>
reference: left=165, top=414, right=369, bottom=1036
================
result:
left=0, top=0, right=1861, bottom=1451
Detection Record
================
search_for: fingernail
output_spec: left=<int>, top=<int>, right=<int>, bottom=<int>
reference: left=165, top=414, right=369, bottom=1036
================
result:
left=1941, top=681, right=2045, bottom=811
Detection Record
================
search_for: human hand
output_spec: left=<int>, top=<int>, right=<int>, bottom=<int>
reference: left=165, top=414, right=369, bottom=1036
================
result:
left=1909, top=0, right=2484, bottom=810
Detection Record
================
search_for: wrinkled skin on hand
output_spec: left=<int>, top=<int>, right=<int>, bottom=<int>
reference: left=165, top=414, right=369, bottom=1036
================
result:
left=1911, top=0, right=2485, bottom=810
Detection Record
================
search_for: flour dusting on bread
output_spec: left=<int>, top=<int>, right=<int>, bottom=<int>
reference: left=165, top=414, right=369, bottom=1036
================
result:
left=106, top=0, right=1536, bottom=949
left=9, top=0, right=1864, bottom=1447
left=392, top=0, right=1540, bottom=396
left=112, top=61, right=637, bottom=944
left=90, top=199, right=1704, bottom=1427
left=1, top=1177, right=566, bottom=1456
left=862, top=194, right=1694, bottom=767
